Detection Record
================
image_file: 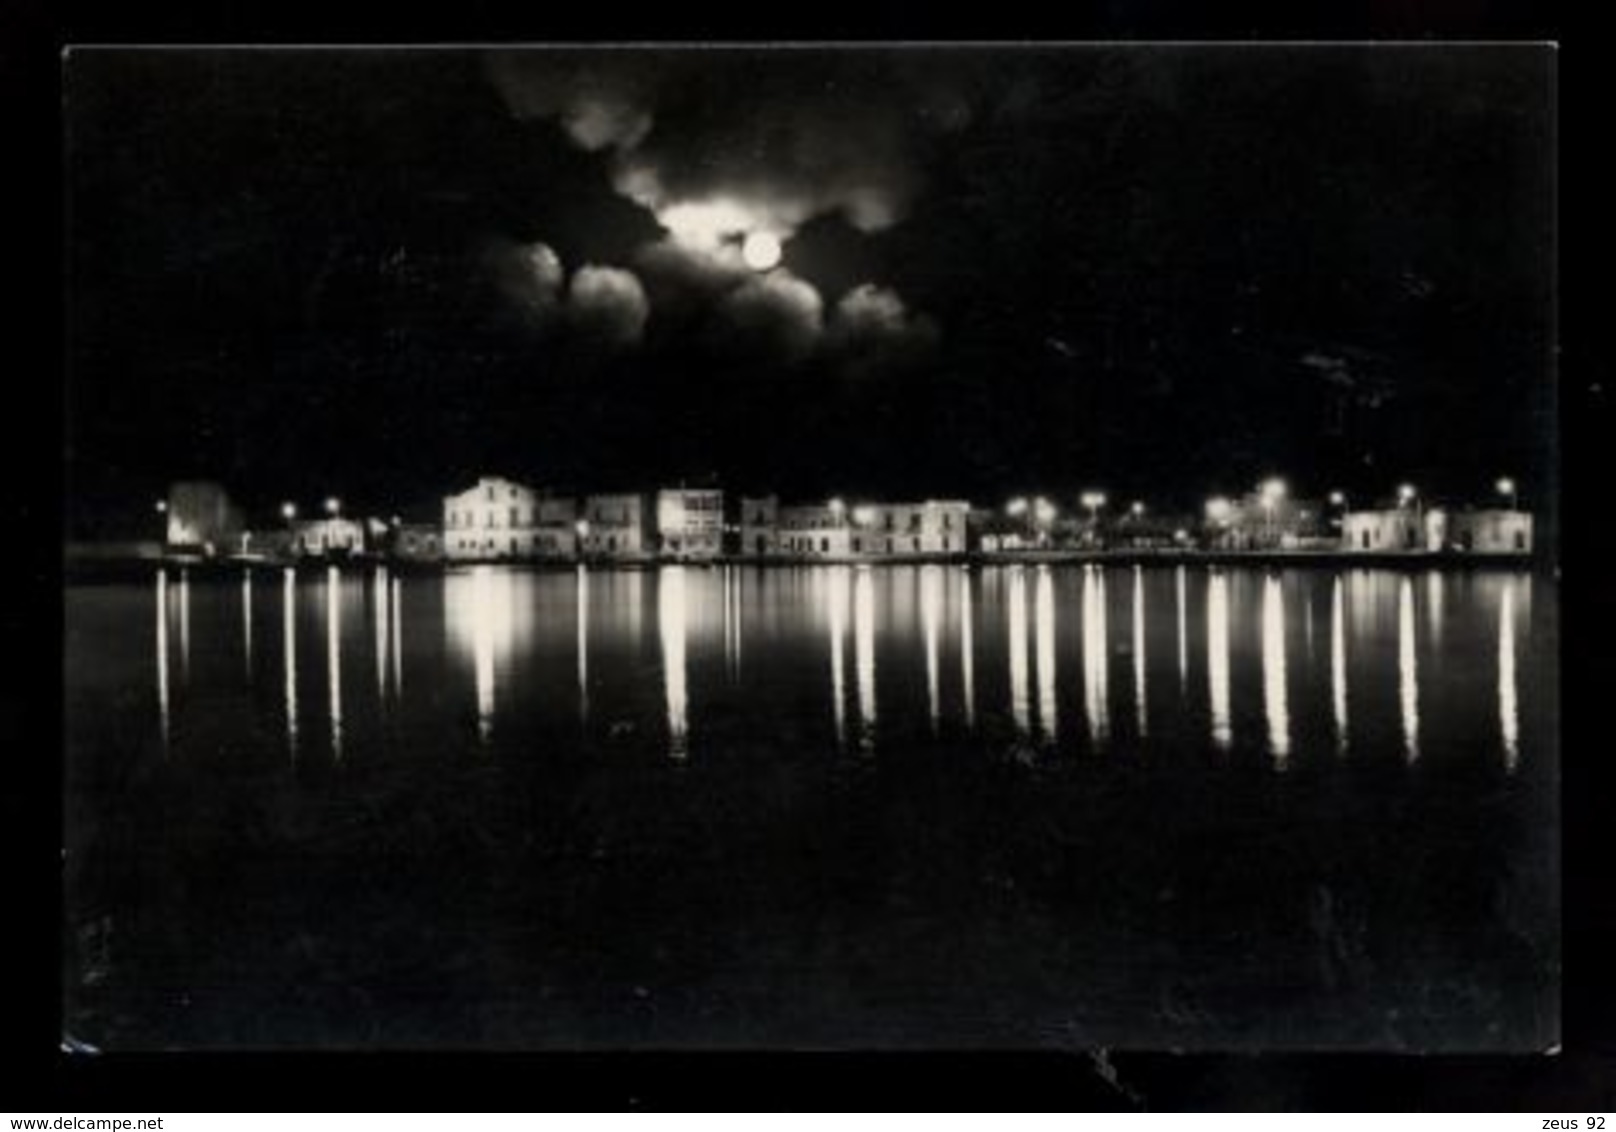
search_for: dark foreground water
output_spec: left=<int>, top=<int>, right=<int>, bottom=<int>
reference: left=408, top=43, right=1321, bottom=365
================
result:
left=64, top=563, right=1558, bottom=1050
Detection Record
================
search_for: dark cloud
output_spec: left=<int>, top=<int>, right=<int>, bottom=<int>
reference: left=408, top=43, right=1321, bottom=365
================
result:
left=486, top=51, right=974, bottom=240
left=826, top=283, right=940, bottom=375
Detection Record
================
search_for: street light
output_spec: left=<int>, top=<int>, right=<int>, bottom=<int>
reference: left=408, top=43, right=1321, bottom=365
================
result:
left=1006, top=497, right=1028, bottom=517
left=1033, top=497, right=1058, bottom=525
left=324, top=496, right=341, bottom=517
left=154, top=499, right=167, bottom=514
left=281, top=502, right=298, bottom=522
left=1129, top=501, right=1145, bottom=519
left=1496, top=477, right=1518, bottom=510
left=1328, top=490, right=1346, bottom=507
left=1205, top=496, right=1232, bottom=522
left=827, top=497, right=846, bottom=521
left=852, top=505, right=877, bottom=528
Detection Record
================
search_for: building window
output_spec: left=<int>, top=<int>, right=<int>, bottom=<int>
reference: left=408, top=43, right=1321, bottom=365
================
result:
left=852, top=537, right=862, bottom=553
left=486, top=486, right=494, bottom=501
left=913, top=537, right=921, bottom=551
left=1515, top=530, right=1526, bottom=551
left=510, top=506, right=519, bottom=527
left=943, top=537, right=950, bottom=551
left=821, top=538, right=830, bottom=553
left=1362, top=531, right=1371, bottom=550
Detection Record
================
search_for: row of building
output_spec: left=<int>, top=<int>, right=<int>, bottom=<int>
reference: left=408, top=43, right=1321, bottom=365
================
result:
left=155, top=477, right=1535, bottom=563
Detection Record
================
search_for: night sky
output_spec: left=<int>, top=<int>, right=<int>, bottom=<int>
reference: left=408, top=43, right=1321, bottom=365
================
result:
left=65, top=46, right=1555, bottom=531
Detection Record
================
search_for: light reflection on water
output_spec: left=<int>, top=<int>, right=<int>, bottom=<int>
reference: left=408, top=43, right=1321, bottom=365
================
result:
left=1007, top=566, right=1031, bottom=737
left=327, top=565, right=343, bottom=760
left=1500, top=577, right=1519, bottom=773
left=132, top=564, right=1543, bottom=771
left=242, top=570, right=253, bottom=679
left=283, top=568, right=297, bottom=758
left=1082, top=566, right=1109, bottom=747
left=660, top=565, right=689, bottom=760
left=1206, top=570, right=1231, bottom=751
left=1034, top=566, right=1057, bottom=741
left=1132, top=566, right=1147, bottom=738
left=1262, top=574, right=1290, bottom=768
left=1399, top=575, right=1420, bottom=763
left=854, top=566, right=876, bottom=752
left=1331, top=574, right=1349, bottom=755
left=155, top=571, right=169, bottom=752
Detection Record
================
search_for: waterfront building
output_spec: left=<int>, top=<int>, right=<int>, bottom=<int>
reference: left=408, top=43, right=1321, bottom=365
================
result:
left=656, top=487, right=725, bottom=560
left=848, top=500, right=971, bottom=556
left=739, top=495, right=780, bottom=558
left=289, top=517, right=368, bottom=557
left=1428, top=508, right=1533, bottom=554
left=443, top=475, right=541, bottom=560
left=1341, top=508, right=1424, bottom=552
left=391, top=521, right=444, bottom=561
left=777, top=502, right=853, bottom=557
left=583, top=493, right=654, bottom=559
left=164, top=481, right=244, bottom=556
left=1208, top=492, right=1329, bottom=550
left=533, top=494, right=581, bottom=559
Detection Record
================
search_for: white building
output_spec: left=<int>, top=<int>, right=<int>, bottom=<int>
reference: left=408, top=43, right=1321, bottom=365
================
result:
left=583, top=494, right=653, bottom=559
left=1430, top=508, right=1533, bottom=554
left=1342, top=509, right=1424, bottom=552
left=289, top=517, right=368, bottom=557
left=849, top=501, right=971, bottom=556
left=656, top=488, right=725, bottom=559
left=777, top=503, right=853, bottom=557
left=443, top=476, right=540, bottom=560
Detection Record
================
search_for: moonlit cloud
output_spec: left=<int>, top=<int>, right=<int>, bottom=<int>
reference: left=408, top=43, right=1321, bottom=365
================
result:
left=484, top=237, right=565, bottom=325
left=484, top=53, right=956, bottom=373
left=713, top=271, right=824, bottom=362
left=567, top=265, right=649, bottom=347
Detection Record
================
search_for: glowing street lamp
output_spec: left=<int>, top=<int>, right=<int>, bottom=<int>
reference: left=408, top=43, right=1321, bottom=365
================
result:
left=1033, top=497, right=1058, bottom=525
left=1397, top=483, right=1417, bottom=507
left=1129, top=501, right=1145, bottom=519
left=281, top=501, right=298, bottom=522
left=1328, top=490, right=1347, bottom=507
left=852, top=505, right=878, bottom=528
left=154, top=499, right=168, bottom=514
left=1006, top=496, right=1029, bottom=517
left=324, top=496, right=342, bottom=517
left=1496, top=477, right=1518, bottom=510
left=1205, top=496, right=1232, bottom=523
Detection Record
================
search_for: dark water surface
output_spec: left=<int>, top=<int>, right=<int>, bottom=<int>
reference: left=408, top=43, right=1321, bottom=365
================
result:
left=64, top=563, right=1558, bottom=1049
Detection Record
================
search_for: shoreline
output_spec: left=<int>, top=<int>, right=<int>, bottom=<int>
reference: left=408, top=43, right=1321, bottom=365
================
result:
left=64, top=547, right=1545, bottom=582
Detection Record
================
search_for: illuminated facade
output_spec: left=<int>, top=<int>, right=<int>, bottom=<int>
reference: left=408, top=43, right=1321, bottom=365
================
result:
left=164, top=481, right=244, bottom=556
left=847, top=501, right=970, bottom=556
left=656, top=488, right=725, bottom=559
left=776, top=503, right=853, bottom=557
left=443, top=476, right=541, bottom=559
